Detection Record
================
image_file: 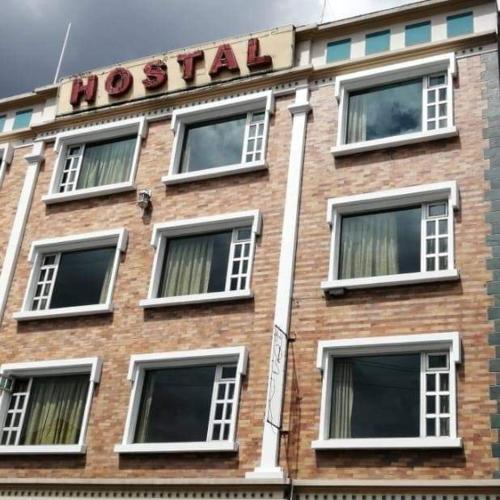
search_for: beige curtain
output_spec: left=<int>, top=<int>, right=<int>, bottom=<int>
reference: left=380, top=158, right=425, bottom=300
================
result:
left=21, top=375, right=89, bottom=445
left=134, top=374, right=155, bottom=443
left=159, top=235, right=215, bottom=297
left=98, top=252, right=115, bottom=304
left=340, top=211, right=399, bottom=279
left=347, top=93, right=368, bottom=143
left=77, top=136, right=136, bottom=189
left=330, top=359, right=353, bottom=439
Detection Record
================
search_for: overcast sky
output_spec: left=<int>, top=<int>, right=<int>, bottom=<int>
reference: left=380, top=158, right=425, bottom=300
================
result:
left=0, top=0, right=420, bottom=99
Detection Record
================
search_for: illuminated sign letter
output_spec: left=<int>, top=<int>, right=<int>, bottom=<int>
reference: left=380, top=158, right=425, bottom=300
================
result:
left=209, top=44, right=239, bottom=77
left=177, top=50, right=204, bottom=82
left=69, top=75, right=98, bottom=107
left=105, top=67, right=133, bottom=97
left=247, top=38, right=272, bottom=70
left=142, top=60, right=168, bottom=90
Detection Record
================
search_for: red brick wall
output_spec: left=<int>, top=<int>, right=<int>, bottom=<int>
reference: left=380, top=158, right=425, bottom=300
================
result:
left=282, top=53, right=497, bottom=479
left=0, top=94, right=294, bottom=478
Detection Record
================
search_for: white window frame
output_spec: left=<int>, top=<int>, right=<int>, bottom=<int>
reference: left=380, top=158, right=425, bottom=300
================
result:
left=13, top=228, right=128, bottom=321
left=0, top=143, right=14, bottom=188
left=43, top=117, right=148, bottom=204
left=332, top=53, right=458, bottom=157
left=140, top=210, right=261, bottom=308
left=322, top=181, right=460, bottom=294
left=163, top=91, right=274, bottom=185
left=0, top=357, right=101, bottom=454
left=312, top=332, right=462, bottom=450
left=115, top=346, right=248, bottom=454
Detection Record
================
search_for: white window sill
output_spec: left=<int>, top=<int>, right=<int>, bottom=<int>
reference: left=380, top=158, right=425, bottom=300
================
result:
left=42, top=182, right=136, bottom=205
left=139, top=290, right=253, bottom=308
left=13, top=303, right=114, bottom=321
left=162, top=161, right=267, bottom=185
left=0, top=444, right=86, bottom=455
left=321, top=269, right=459, bottom=294
left=312, top=437, right=462, bottom=450
left=114, top=441, right=238, bottom=454
left=331, top=127, right=458, bottom=157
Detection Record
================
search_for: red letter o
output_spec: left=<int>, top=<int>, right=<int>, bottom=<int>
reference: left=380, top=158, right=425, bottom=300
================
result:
left=105, top=68, right=133, bottom=97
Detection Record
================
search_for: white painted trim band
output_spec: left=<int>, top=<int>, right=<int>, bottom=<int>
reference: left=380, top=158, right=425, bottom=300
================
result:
left=311, top=437, right=462, bottom=450
left=0, top=356, right=102, bottom=383
left=139, top=290, right=253, bottom=309
left=321, top=269, right=459, bottom=293
left=331, top=127, right=458, bottom=157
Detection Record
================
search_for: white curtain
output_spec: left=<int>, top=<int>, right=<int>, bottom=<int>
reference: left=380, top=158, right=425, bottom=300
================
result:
left=340, top=211, right=399, bottom=279
left=330, top=359, right=353, bottom=439
left=346, top=93, right=368, bottom=143
left=159, top=235, right=215, bottom=297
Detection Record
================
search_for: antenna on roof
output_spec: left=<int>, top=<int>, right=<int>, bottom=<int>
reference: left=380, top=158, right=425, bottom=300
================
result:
left=53, top=22, right=72, bottom=84
left=320, top=0, right=328, bottom=23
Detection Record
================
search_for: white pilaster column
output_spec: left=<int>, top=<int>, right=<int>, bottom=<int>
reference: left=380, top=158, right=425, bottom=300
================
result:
left=0, top=141, right=45, bottom=325
left=247, top=86, right=311, bottom=479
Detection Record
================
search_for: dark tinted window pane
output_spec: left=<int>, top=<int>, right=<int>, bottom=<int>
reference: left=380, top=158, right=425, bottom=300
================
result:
left=134, top=365, right=216, bottom=443
left=347, top=79, right=422, bottom=143
left=158, top=231, right=232, bottom=297
left=180, top=115, right=246, bottom=172
left=365, top=30, right=390, bottom=55
left=330, top=354, right=420, bottom=439
left=50, top=247, right=115, bottom=308
left=13, top=109, right=32, bottom=130
left=447, top=12, right=473, bottom=38
left=326, top=38, right=351, bottom=62
left=339, top=206, right=421, bottom=279
left=405, top=21, right=431, bottom=46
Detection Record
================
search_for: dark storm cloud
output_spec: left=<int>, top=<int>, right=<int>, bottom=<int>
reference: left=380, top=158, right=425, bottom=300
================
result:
left=0, top=0, right=416, bottom=99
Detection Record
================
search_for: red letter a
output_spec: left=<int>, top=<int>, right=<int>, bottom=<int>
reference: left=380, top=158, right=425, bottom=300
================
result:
left=209, top=44, right=240, bottom=77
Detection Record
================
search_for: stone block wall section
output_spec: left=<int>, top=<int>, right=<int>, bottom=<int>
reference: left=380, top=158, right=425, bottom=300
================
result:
left=282, top=52, right=498, bottom=479
left=483, top=50, right=500, bottom=478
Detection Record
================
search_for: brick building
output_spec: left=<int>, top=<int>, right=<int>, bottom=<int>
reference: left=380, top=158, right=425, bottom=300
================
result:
left=0, top=0, right=498, bottom=497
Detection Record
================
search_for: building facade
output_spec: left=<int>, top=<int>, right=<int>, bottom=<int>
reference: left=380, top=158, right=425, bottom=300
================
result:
left=0, top=0, right=498, bottom=497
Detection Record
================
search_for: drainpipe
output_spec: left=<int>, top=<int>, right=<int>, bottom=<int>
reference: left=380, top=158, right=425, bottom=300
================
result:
left=247, top=85, right=311, bottom=479
left=0, top=141, right=44, bottom=325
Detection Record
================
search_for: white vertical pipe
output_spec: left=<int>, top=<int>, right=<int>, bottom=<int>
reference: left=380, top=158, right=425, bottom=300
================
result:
left=247, top=85, right=311, bottom=479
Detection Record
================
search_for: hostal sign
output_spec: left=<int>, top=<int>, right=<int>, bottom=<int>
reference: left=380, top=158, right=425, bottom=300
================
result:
left=57, top=26, right=294, bottom=115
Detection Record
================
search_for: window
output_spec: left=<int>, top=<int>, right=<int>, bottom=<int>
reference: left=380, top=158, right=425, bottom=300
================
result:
left=0, top=357, right=101, bottom=454
left=44, top=117, right=147, bottom=204
left=12, top=109, right=32, bottom=130
left=180, top=112, right=265, bottom=173
left=164, top=91, right=273, bottom=184
left=0, top=116, right=6, bottom=133
left=447, top=12, right=473, bottom=38
left=58, top=135, right=136, bottom=193
left=158, top=227, right=252, bottom=298
left=405, top=21, right=431, bottom=46
left=313, top=332, right=461, bottom=449
left=365, top=30, right=390, bottom=55
left=322, top=182, right=459, bottom=293
left=326, top=39, right=351, bottom=63
left=30, top=248, right=115, bottom=311
left=14, top=229, right=127, bottom=321
left=333, top=53, right=457, bottom=156
left=140, top=211, right=261, bottom=308
left=115, top=347, right=247, bottom=453
left=345, top=74, right=449, bottom=143
left=0, top=143, right=13, bottom=187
